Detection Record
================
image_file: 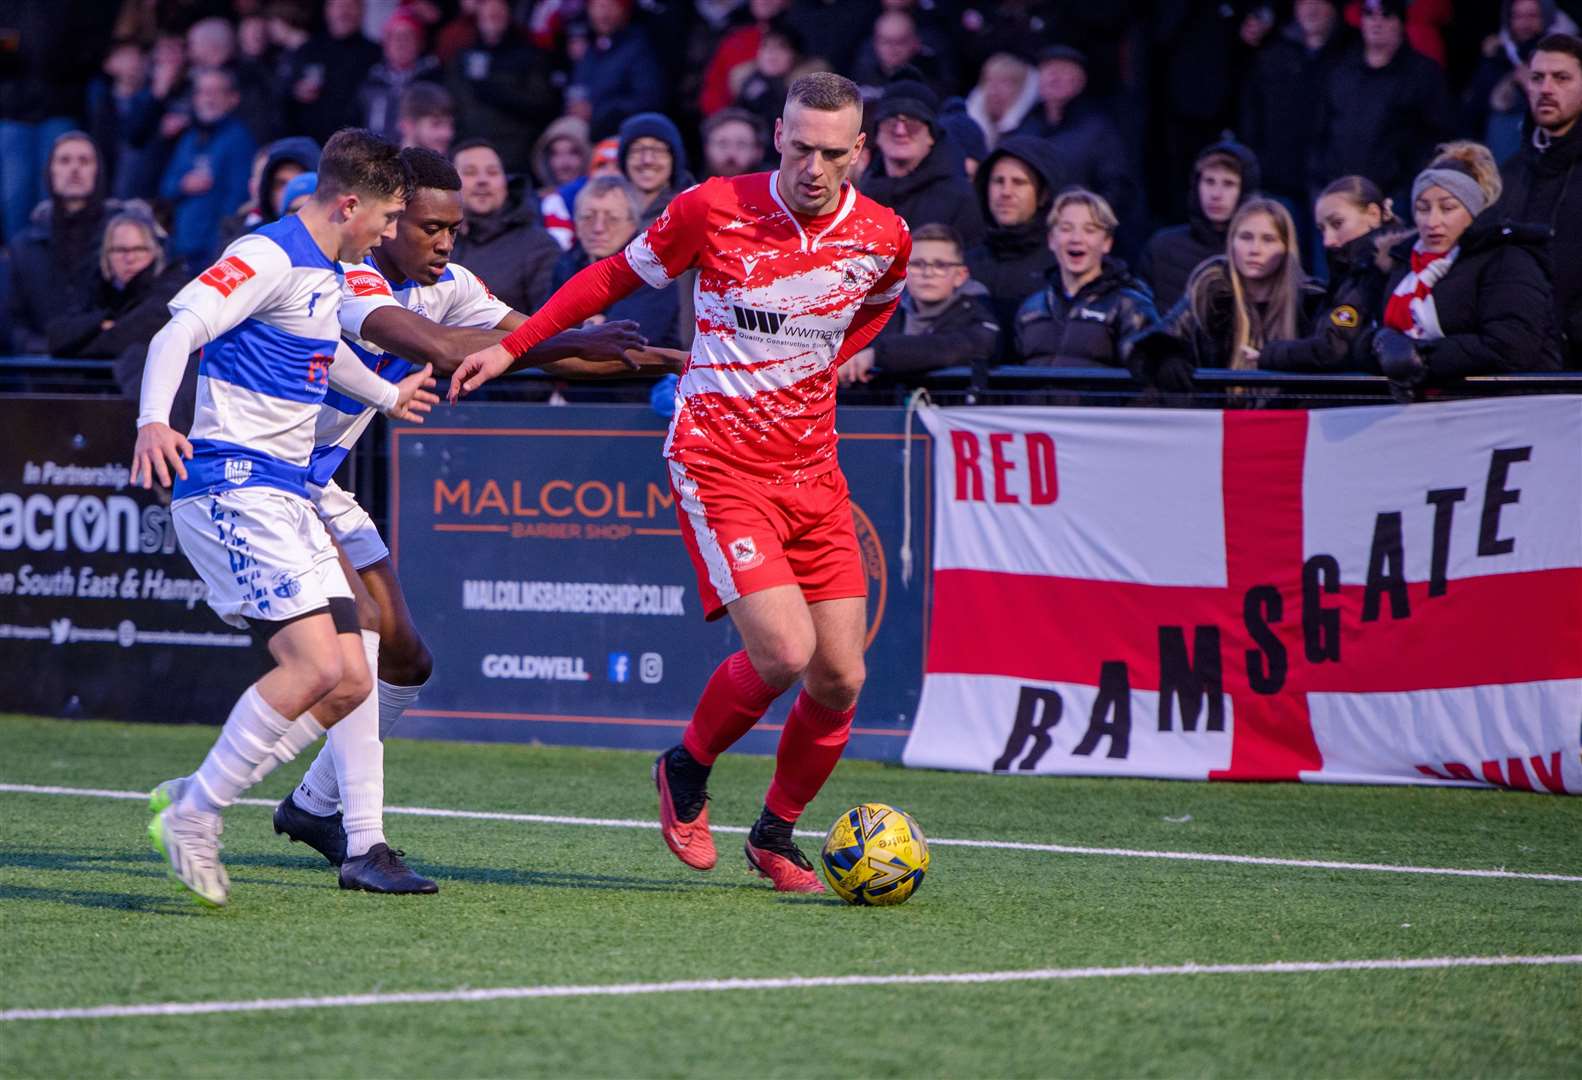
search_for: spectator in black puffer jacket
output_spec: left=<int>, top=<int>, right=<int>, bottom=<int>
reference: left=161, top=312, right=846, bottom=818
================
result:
left=838, top=223, right=999, bottom=386
left=1014, top=189, right=1157, bottom=369
left=1137, top=138, right=1262, bottom=314
left=1262, top=175, right=1407, bottom=372
left=1372, top=148, right=1562, bottom=396
left=862, top=79, right=986, bottom=249
left=1498, top=33, right=1582, bottom=369
left=1130, top=197, right=1326, bottom=390
left=965, top=135, right=1062, bottom=357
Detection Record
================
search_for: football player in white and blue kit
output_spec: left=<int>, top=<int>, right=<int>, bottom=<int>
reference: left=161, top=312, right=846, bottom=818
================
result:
left=267, top=147, right=681, bottom=880
left=131, top=130, right=433, bottom=906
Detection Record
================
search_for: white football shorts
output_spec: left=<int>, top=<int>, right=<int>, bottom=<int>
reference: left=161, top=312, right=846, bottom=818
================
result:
left=311, top=478, right=390, bottom=571
left=172, top=488, right=353, bottom=629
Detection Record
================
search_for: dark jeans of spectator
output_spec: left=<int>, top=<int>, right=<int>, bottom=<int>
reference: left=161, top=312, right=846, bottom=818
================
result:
left=0, top=118, right=75, bottom=243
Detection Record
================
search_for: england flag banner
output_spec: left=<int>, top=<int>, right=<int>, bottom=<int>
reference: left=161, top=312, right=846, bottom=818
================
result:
left=902, top=397, right=1582, bottom=794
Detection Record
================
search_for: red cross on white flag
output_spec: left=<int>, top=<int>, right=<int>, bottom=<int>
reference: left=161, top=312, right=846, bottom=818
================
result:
left=904, top=397, right=1582, bottom=794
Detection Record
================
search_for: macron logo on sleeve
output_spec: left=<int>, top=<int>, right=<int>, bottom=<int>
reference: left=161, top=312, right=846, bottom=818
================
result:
left=198, top=256, right=256, bottom=297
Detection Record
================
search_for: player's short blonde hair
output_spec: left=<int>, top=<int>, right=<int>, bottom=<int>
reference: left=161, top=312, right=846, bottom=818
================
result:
left=786, top=72, right=862, bottom=116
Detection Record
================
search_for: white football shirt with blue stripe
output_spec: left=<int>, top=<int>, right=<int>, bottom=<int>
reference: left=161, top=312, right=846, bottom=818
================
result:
left=169, top=215, right=345, bottom=503
left=308, top=258, right=511, bottom=486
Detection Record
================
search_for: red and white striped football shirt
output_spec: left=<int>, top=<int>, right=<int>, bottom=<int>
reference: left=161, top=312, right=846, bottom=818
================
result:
left=627, top=172, right=910, bottom=483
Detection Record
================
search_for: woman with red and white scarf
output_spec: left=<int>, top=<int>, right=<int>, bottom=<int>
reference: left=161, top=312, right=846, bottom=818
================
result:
left=1371, top=145, right=1563, bottom=398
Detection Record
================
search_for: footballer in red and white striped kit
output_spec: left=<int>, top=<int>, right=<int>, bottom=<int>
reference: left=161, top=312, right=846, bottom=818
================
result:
left=453, top=73, right=910, bottom=892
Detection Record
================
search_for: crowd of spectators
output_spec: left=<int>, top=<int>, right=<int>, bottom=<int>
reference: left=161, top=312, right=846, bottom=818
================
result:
left=3, top=0, right=1580, bottom=400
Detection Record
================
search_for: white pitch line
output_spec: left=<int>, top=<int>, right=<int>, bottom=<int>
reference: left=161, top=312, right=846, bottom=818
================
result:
left=3, top=954, right=1578, bottom=1023
left=3, top=781, right=1581, bottom=884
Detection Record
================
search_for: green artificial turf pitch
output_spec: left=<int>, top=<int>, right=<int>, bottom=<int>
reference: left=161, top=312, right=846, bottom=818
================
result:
left=1, top=713, right=1578, bottom=1078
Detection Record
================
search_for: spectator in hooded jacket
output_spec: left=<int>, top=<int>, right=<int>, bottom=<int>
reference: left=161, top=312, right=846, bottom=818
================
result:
left=158, top=68, right=256, bottom=271
left=1499, top=32, right=1582, bottom=368
left=839, top=223, right=999, bottom=386
left=1014, top=46, right=1141, bottom=252
left=446, top=0, right=561, bottom=172
left=532, top=116, right=592, bottom=250
left=358, top=10, right=444, bottom=142
left=568, top=0, right=667, bottom=139
left=1240, top=0, right=1353, bottom=209
left=1015, top=189, right=1158, bottom=369
left=862, top=79, right=986, bottom=249
left=1130, top=198, right=1325, bottom=390
left=1137, top=139, right=1262, bottom=313
left=214, top=135, right=320, bottom=251
left=450, top=138, right=562, bottom=315
left=964, top=136, right=1061, bottom=353
left=7, top=132, right=141, bottom=353
left=1372, top=144, right=1562, bottom=396
left=1310, top=0, right=1456, bottom=210
left=1261, top=175, right=1407, bottom=372
left=618, top=112, right=695, bottom=231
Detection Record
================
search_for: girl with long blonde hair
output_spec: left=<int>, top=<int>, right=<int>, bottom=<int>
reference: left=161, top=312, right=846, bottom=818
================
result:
left=1128, top=197, right=1322, bottom=388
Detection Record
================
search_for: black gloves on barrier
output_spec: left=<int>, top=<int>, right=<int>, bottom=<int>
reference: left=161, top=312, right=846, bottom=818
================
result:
left=1372, top=328, right=1426, bottom=403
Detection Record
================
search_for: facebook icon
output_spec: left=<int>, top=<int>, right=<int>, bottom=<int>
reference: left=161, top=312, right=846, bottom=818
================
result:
left=607, top=653, right=632, bottom=683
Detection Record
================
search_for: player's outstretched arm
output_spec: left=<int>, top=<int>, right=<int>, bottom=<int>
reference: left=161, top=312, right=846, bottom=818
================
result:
left=450, top=253, right=647, bottom=401
left=358, top=305, right=509, bottom=377
left=542, top=345, right=688, bottom=379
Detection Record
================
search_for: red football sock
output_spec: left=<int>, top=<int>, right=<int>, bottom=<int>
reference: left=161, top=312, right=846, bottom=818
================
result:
left=681, top=650, right=785, bottom=766
left=764, top=690, right=855, bottom=823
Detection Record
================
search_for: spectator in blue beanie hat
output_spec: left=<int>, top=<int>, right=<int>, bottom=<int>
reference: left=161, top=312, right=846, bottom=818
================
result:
left=618, top=112, right=695, bottom=229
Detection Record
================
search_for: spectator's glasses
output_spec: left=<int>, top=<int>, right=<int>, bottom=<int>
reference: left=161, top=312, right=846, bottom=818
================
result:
left=882, top=115, right=927, bottom=135
left=576, top=210, right=634, bottom=227
left=108, top=245, right=154, bottom=256
left=912, top=259, right=963, bottom=275
left=628, top=143, right=673, bottom=161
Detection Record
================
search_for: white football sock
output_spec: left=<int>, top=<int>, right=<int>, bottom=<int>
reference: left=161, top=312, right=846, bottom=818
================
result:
left=245, top=713, right=327, bottom=787
left=333, top=630, right=386, bottom=858
left=183, top=685, right=293, bottom=814
left=376, top=677, right=425, bottom=740
left=291, top=671, right=427, bottom=819
left=292, top=742, right=341, bottom=817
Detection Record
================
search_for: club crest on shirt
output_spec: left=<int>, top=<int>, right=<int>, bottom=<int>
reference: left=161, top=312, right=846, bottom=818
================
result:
left=729, top=536, right=764, bottom=570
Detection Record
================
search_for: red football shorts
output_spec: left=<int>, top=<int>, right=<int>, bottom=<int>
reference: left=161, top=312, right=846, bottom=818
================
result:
left=668, top=458, right=866, bottom=621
